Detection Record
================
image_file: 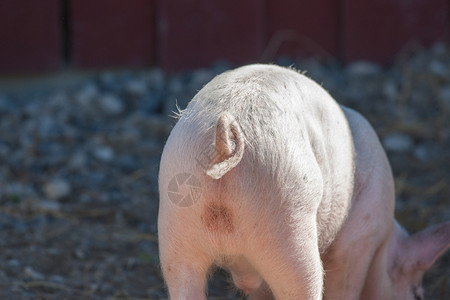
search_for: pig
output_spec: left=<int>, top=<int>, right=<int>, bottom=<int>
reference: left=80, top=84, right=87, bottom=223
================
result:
left=158, top=64, right=450, bottom=299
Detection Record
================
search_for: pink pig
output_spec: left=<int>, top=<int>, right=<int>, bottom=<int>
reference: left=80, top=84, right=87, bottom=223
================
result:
left=158, top=64, right=450, bottom=299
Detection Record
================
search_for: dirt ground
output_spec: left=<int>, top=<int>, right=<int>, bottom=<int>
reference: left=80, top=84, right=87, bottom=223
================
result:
left=0, top=44, right=449, bottom=299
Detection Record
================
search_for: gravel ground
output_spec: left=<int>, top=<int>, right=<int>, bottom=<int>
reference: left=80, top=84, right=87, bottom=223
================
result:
left=0, top=43, right=449, bottom=299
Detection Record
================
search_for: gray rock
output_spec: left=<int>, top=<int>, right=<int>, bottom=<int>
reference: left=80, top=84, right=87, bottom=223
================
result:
left=43, top=179, right=71, bottom=200
left=75, top=83, right=99, bottom=108
left=24, top=266, right=45, bottom=281
left=37, top=116, right=61, bottom=138
left=93, top=145, right=115, bottom=162
left=429, top=60, right=447, bottom=77
left=125, top=78, right=147, bottom=97
left=382, top=132, right=414, bottom=152
left=6, top=259, right=20, bottom=268
left=383, top=81, right=399, bottom=101
left=68, top=151, right=88, bottom=170
left=413, top=142, right=440, bottom=163
left=98, top=71, right=116, bottom=88
left=99, top=94, right=124, bottom=116
left=144, top=69, right=165, bottom=87
left=347, top=61, right=382, bottom=77
left=49, top=275, right=65, bottom=284
left=167, top=76, right=183, bottom=95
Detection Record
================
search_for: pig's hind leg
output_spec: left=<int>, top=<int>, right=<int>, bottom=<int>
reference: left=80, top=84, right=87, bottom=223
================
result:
left=244, top=218, right=324, bottom=299
left=160, top=254, right=211, bottom=300
left=159, top=232, right=213, bottom=300
left=227, top=255, right=273, bottom=299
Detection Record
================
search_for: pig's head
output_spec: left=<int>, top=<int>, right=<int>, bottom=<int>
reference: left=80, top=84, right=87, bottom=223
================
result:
left=362, top=220, right=450, bottom=300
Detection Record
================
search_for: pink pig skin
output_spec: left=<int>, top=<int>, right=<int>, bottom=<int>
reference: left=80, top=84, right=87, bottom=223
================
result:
left=158, top=64, right=450, bottom=299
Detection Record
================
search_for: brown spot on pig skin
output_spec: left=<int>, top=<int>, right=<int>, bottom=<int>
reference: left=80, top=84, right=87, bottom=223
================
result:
left=201, top=203, right=234, bottom=234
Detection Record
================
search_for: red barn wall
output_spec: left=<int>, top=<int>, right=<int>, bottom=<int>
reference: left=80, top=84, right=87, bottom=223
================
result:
left=71, top=0, right=156, bottom=68
left=0, top=0, right=448, bottom=74
left=0, top=0, right=61, bottom=73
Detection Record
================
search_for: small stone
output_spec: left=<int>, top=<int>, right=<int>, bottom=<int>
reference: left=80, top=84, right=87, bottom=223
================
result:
left=75, top=83, right=99, bottom=107
left=99, top=94, right=124, bottom=116
left=382, top=132, right=414, bottom=152
left=74, top=248, right=86, bottom=260
left=68, top=152, right=87, bottom=170
left=383, top=81, right=399, bottom=101
left=49, top=275, right=65, bottom=284
left=168, top=76, right=183, bottom=95
left=93, top=145, right=115, bottom=162
left=98, top=71, right=116, bottom=88
left=144, top=69, right=165, bottom=87
left=429, top=60, right=447, bottom=77
left=414, top=142, right=440, bottom=163
left=24, top=266, right=45, bottom=281
left=116, top=155, right=139, bottom=172
left=125, top=79, right=148, bottom=97
left=37, top=116, right=61, bottom=138
left=347, top=61, right=382, bottom=77
left=6, top=259, right=20, bottom=268
left=44, top=179, right=71, bottom=200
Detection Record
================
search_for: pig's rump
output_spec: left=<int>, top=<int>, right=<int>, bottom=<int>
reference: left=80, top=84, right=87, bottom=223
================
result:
left=158, top=64, right=355, bottom=299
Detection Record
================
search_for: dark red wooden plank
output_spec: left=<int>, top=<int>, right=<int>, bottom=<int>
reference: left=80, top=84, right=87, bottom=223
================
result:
left=71, top=0, right=156, bottom=68
left=0, top=0, right=61, bottom=74
left=266, top=0, right=339, bottom=61
left=342, top=0, right=448, bottom=64
left=158, top=0, right=264, bottom=71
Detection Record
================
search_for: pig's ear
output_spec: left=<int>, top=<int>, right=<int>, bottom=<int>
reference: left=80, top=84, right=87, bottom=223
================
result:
left=404, top=221, right=450, bottom=271
left=206, top=113, right=244, bottom=179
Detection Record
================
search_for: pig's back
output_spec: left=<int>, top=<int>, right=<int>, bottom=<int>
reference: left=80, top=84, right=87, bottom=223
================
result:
left=171, top=64, right=355, bottom=251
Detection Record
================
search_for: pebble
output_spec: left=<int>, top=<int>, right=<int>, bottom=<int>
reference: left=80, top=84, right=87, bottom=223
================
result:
left=144, top=69, right=165, bottom=87
left=49, top=275, right=65, bottom=284
left=68, top=151, right=88, bottom=170
left=6, top=259, right=20, bottom=268
left=347, top=61, right=382, bottom=77
left=93, top=145, right=115, bottom=162
left=413, top=142, right=440, bottom=163
left=43, top=179, right=71, bottom=201
left=429, top=60, right=447, bottom=77
left=75, top=83, right=99, bottom=107
left=125, top=78, right=148, bottom=97
left=382, top=132, right=414, bottom=152
left=382, top=81, right=399, bottom=101
left=24, top=266, right=45, bottom=281
left=99, top=93, right=124, bottom=116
